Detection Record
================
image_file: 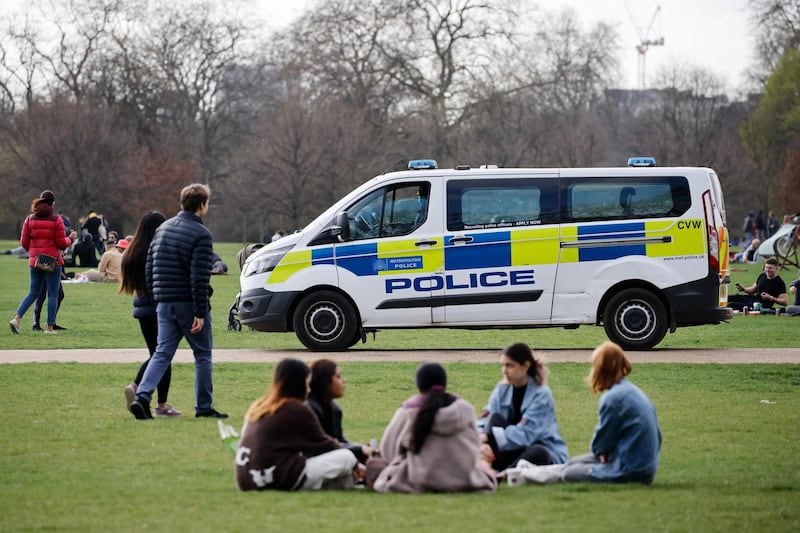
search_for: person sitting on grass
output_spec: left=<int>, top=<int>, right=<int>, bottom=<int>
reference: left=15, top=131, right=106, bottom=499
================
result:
left=511, top=341, right=662, bottom=486
left=308, top=359, right=373, bottom=463
left=235, top=358, right=365, bottom=491
left=477, top=342, right=569, bottom=471
left=728, top=257, right=787, bottom=312
left=367, top=362, right=497, bottom=493
left=787, top=269, right=800, bottom=316
left=72, top=234, right=98, bottom=267
left=732, top=238, right=760, bottom=264
left=82, top=239, right=127, bottom=282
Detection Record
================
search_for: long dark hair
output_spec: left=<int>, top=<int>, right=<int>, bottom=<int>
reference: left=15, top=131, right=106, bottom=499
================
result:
left=503, top=342, right=548, bottom=385
left=245, top=358, right=310, bottom=422
left=309, top=358, right=337, bottom=406
left=119, top=211, right=166, bottom=296
left=411, top=363, right=456, bottom=454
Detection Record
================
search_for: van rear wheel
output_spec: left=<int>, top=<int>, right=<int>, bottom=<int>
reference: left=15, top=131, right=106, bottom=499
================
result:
left=603, top=289, right=667, bottom=350
left=293, top=290, right=358, bottom=351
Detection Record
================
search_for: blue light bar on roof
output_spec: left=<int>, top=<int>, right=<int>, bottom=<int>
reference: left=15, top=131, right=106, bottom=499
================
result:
left=627, top=156, right=656, bottom=167
left=408, top=159, right=438, bottom=170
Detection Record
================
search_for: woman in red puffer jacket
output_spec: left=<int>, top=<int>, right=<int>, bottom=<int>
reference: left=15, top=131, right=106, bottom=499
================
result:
left=9, top=190, right=77, bottom=335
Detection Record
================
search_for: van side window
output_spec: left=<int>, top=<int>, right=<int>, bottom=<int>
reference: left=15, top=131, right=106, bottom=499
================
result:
left=446, top=178, right=558, bottom=231
left=562, top=176, right=691, bottom=222
left=347, top=182, right=430, bottom=240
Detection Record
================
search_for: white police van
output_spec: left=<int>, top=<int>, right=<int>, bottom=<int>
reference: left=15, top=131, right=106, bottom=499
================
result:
left=236, top=158, right=732, bottom=351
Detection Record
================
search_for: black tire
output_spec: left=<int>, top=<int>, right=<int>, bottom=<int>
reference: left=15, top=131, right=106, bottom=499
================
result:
left=603, top=288, right=668, bottom=350
left=347, top=329, right=364, bottom=348
left=293, top=290, right=359, bottom=351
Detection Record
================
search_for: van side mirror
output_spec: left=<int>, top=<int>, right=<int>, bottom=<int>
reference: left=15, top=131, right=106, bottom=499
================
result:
left=333, top=211, right=350, bottom=241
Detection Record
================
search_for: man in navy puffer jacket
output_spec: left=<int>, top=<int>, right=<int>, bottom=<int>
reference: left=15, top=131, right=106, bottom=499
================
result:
left=129, top=183, right=228, bottom=420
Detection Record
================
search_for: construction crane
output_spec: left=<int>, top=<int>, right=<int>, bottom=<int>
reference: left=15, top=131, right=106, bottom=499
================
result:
left=625, top=2, right=665, bottom=90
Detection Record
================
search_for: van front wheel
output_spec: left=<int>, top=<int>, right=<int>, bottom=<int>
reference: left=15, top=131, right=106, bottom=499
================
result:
left=293, top=291, right=358, bottom=351
left=603, top=289, right=667, bottom=350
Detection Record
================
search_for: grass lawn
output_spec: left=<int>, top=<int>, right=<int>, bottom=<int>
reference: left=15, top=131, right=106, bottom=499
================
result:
left=0, top=362, right=798, bottom=532
left=1, top=239, right=798, bottom=531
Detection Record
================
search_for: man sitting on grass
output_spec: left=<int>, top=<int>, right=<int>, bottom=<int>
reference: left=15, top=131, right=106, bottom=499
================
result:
left=728, top=257, right=787, bottom=312
left=732, top=238, right=760, bottom=264
left=787, top=269, right=800, bottom=316
left=81, top=239, right=127, bottom=283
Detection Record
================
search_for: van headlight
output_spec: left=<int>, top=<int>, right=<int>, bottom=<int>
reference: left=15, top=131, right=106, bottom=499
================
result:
left=244, top=245, right=293, bottom=277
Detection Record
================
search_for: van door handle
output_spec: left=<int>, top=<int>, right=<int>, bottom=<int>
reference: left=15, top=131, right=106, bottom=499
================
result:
left=449, top=236, right=473, bottom=244
left=415, top=239, right=438, bottom=246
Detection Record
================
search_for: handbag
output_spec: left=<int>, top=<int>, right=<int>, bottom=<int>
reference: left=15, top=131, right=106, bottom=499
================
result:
left=27, top=215, right=58, bottom=272
left=34, top=254, right=57, bottom=272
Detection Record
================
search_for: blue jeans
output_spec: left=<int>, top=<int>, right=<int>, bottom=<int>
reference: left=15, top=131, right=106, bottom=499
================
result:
left=135, top=302, right=214, bottom=413
left=16, top=266, right=62, bottom=326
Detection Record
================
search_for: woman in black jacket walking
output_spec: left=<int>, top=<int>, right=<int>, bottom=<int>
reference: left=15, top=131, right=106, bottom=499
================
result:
left=119, top=211, right=181, bottom=417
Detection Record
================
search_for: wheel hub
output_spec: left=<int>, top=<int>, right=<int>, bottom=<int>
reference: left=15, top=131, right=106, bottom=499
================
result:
left=617, top=302, right=653, bottom=340
left=307, top=303, right=343, bottom=340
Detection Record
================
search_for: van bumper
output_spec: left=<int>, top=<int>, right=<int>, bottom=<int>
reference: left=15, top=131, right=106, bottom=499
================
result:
left=237, top=288, right=300, bottom=332
left=664, top=273, right=732, bottom=325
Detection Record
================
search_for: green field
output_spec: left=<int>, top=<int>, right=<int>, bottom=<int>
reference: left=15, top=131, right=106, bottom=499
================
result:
left=0, top=363, right=798, bottom=532
left=1, top=240, right=799, bottom=532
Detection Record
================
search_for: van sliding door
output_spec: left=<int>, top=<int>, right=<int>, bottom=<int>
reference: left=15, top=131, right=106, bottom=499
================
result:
left=441, top=175, right=559, bottom=325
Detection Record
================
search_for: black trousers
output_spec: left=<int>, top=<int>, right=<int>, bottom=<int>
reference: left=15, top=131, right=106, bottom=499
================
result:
left=133, top=315, right=172, bottom=405
left=728, top=294, right=770, bottom=311
left=34, top=282, right=64, bottom=326
left=484, top=412, right=555, bottom=470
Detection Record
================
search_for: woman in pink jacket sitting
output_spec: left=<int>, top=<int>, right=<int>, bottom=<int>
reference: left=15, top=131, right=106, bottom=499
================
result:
left=370, top=363, right=497, bottom=493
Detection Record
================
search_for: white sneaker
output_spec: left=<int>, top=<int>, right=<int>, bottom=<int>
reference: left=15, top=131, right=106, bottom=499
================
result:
left=9, top=318, right=20, bottom=334
left=520, top=464, right=565, bottom=485
left=124, top=383, right=137, bottom=410
left=44, top=329, right=57, bottom=335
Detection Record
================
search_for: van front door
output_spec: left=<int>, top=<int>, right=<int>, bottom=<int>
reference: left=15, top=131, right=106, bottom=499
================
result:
left=335, top=180, right=444, bottom=327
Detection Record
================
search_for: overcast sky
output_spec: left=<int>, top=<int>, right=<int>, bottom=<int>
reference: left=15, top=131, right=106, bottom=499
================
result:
left=261, top=0, right=756, bottom=93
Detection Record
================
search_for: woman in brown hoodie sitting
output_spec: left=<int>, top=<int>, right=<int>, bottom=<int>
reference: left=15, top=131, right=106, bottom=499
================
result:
left=235, top=358, right=364, bottom=491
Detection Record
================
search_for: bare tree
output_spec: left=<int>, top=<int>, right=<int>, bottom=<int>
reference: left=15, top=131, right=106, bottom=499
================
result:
left=748, top=0, right=800, bottom=81
left=282, top=0, right=396, bottom=126
left=231, top=92, right=382, bottom=239
left=374, top=0, right=519, bottom=158
left=120, top=0, right=253, bottom=185
left=458, top=7, right=619, bottom=167
left=647, top=64, right=731, bottom=166
left=0, top=13, right=46, bottom=112
left=0, top=95, right=139, bottom=220
left=0, top=0, right=121, bottom=104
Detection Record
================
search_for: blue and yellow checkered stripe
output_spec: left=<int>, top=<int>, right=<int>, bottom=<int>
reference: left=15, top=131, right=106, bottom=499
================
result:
left=267, top=219, right=706, bottom=282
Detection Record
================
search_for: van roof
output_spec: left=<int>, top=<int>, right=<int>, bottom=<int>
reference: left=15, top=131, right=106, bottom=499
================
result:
left=381, top=166, right=715, bottom=180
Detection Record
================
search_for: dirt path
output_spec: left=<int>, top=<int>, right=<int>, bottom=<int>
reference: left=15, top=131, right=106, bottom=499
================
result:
left=1, top=347, right=798, bottom=364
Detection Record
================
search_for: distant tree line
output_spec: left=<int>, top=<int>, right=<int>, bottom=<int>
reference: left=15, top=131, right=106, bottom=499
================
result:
left=0, top=0, right=797, bottom=242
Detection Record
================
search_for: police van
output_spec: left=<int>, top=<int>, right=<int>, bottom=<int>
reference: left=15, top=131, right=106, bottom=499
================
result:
left=236, top=158, right=732, bottom=351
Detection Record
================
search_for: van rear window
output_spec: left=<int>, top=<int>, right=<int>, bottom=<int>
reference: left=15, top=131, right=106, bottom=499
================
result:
left=562, top=176, right=691, bottom=223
